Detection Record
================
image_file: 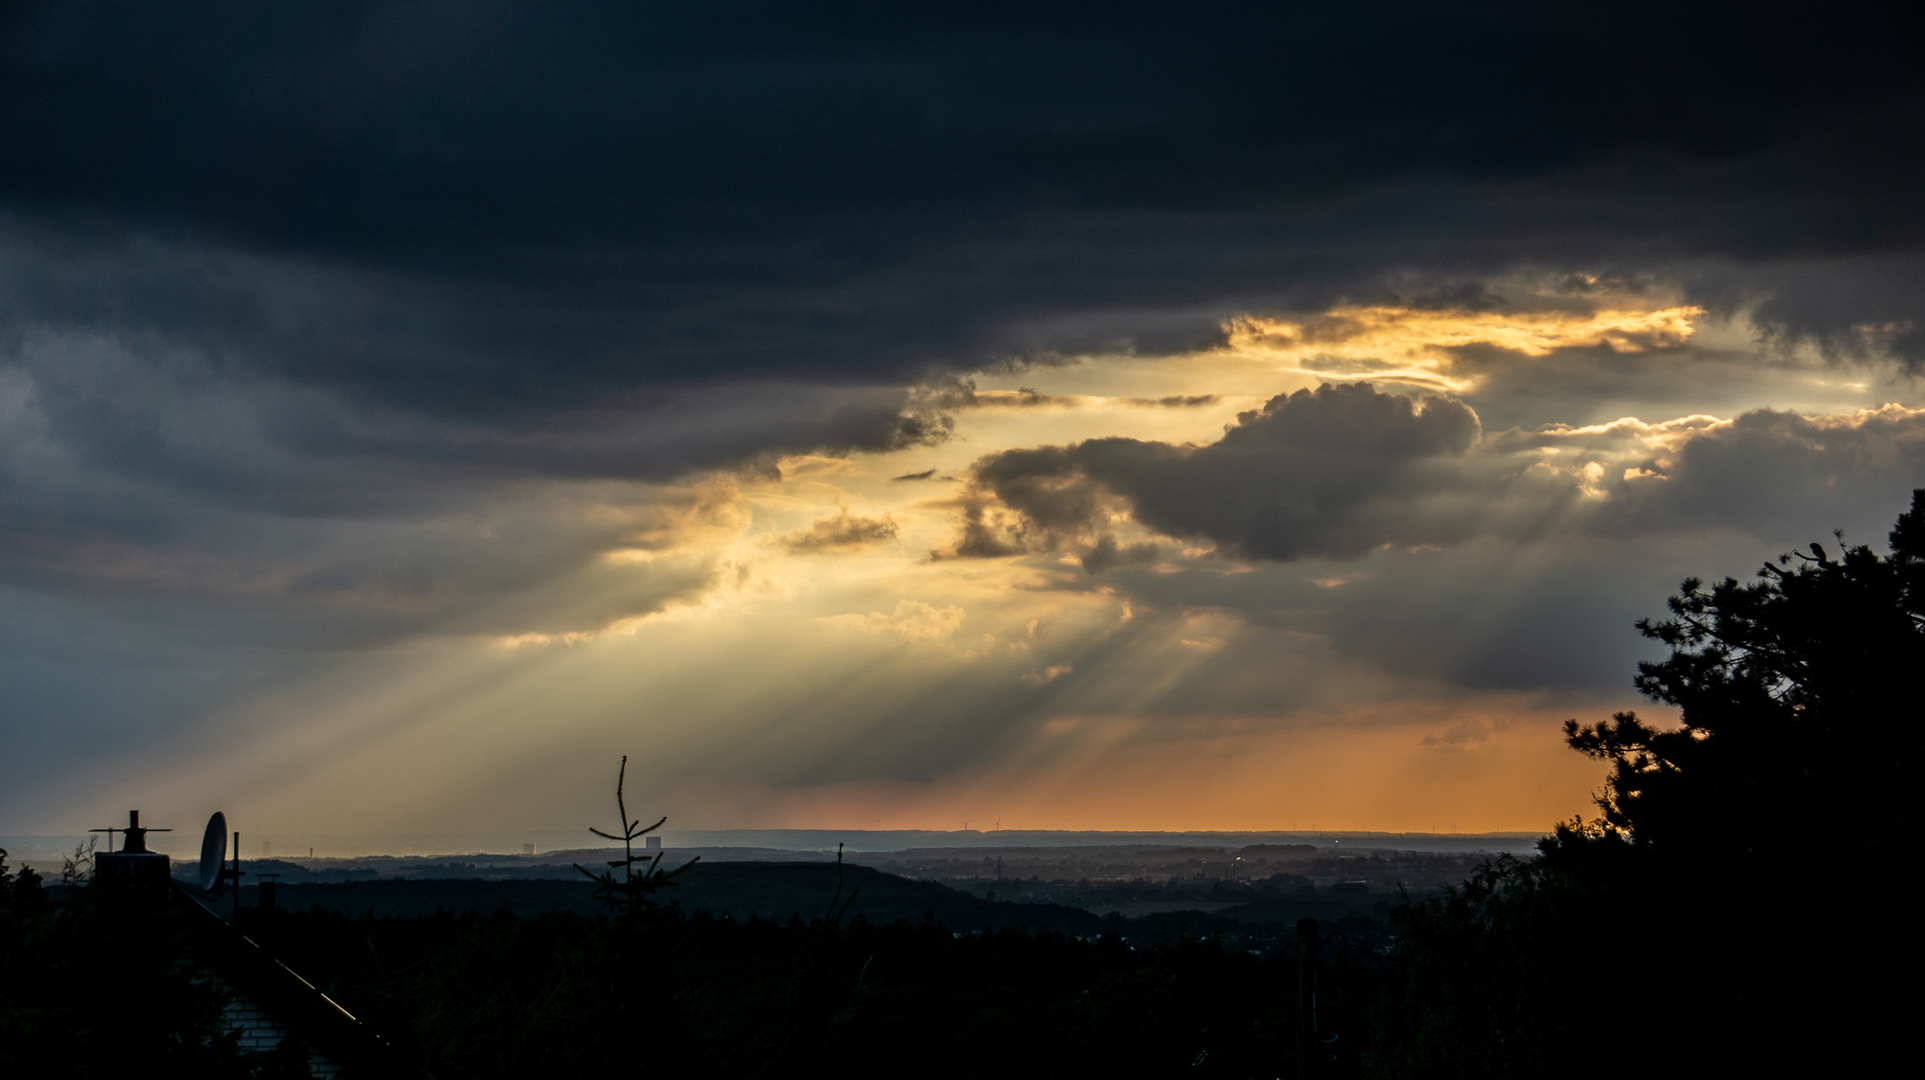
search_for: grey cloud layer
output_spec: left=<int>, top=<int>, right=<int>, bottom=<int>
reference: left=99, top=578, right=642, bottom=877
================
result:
left=948, top=383, right=1925, bottom=566
left=962, top=396, right=1925, bottom=698
left=1612, top=408, right=1925, bottom=542
left=0, top=323, right=945, bottom=621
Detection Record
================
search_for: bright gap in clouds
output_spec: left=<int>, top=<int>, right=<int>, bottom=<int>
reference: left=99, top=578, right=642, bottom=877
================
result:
left=12, top=279, right=1923, bottom=838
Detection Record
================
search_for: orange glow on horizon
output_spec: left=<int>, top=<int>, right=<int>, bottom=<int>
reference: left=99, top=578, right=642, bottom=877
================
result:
left=672, top=699, right=1623, bottom=835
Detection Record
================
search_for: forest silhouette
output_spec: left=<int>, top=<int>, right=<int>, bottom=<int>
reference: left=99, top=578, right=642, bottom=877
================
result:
left=4, top=491, right=1920, bottom=1077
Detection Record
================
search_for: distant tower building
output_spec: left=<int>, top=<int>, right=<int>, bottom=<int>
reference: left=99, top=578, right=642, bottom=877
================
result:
left=645, top=836, right=661, bottom=850
left=523, top=843, right=536, bottom=856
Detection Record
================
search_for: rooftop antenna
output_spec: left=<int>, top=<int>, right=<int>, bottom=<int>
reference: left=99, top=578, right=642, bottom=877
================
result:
left=91, top=808, right=170, bottom=855
left=229, top=825, right=244, bottom=922
left=90, top=810, right=173, bottom=894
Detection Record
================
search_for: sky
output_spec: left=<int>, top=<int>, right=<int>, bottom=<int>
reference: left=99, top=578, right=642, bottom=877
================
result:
left=3, top=1, right=1923, bottom=840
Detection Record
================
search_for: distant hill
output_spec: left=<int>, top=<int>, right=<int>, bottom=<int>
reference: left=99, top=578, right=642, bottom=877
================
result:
left=253, top=862, right=1108, bottom=936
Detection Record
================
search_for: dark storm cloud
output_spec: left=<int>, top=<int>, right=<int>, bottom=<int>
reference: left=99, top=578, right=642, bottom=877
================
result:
left=948, top=383, right=1490, bottom=561
left=2, top=0, right=1923, bottom=424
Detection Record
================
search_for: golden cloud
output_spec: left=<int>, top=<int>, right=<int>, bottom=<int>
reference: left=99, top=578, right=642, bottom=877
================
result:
left=1221, top=303, right=1705, bottom=392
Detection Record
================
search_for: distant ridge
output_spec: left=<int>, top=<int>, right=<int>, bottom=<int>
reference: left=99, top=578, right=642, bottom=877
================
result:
left=657, top=829, right=1544, bottom=853
left=0, top=828, right=1544, bottom=865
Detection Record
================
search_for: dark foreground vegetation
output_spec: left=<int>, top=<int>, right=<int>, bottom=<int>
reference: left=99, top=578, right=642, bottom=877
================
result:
left=5, top=492, right=1920, bottom=1078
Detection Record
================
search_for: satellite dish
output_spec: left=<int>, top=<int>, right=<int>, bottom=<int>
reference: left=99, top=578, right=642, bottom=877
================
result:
left=199, top=812, right=228, bottom=894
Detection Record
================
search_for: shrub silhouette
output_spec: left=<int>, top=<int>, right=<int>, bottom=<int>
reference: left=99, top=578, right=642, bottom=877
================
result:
left=574, top=754, right=697, bottom=921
